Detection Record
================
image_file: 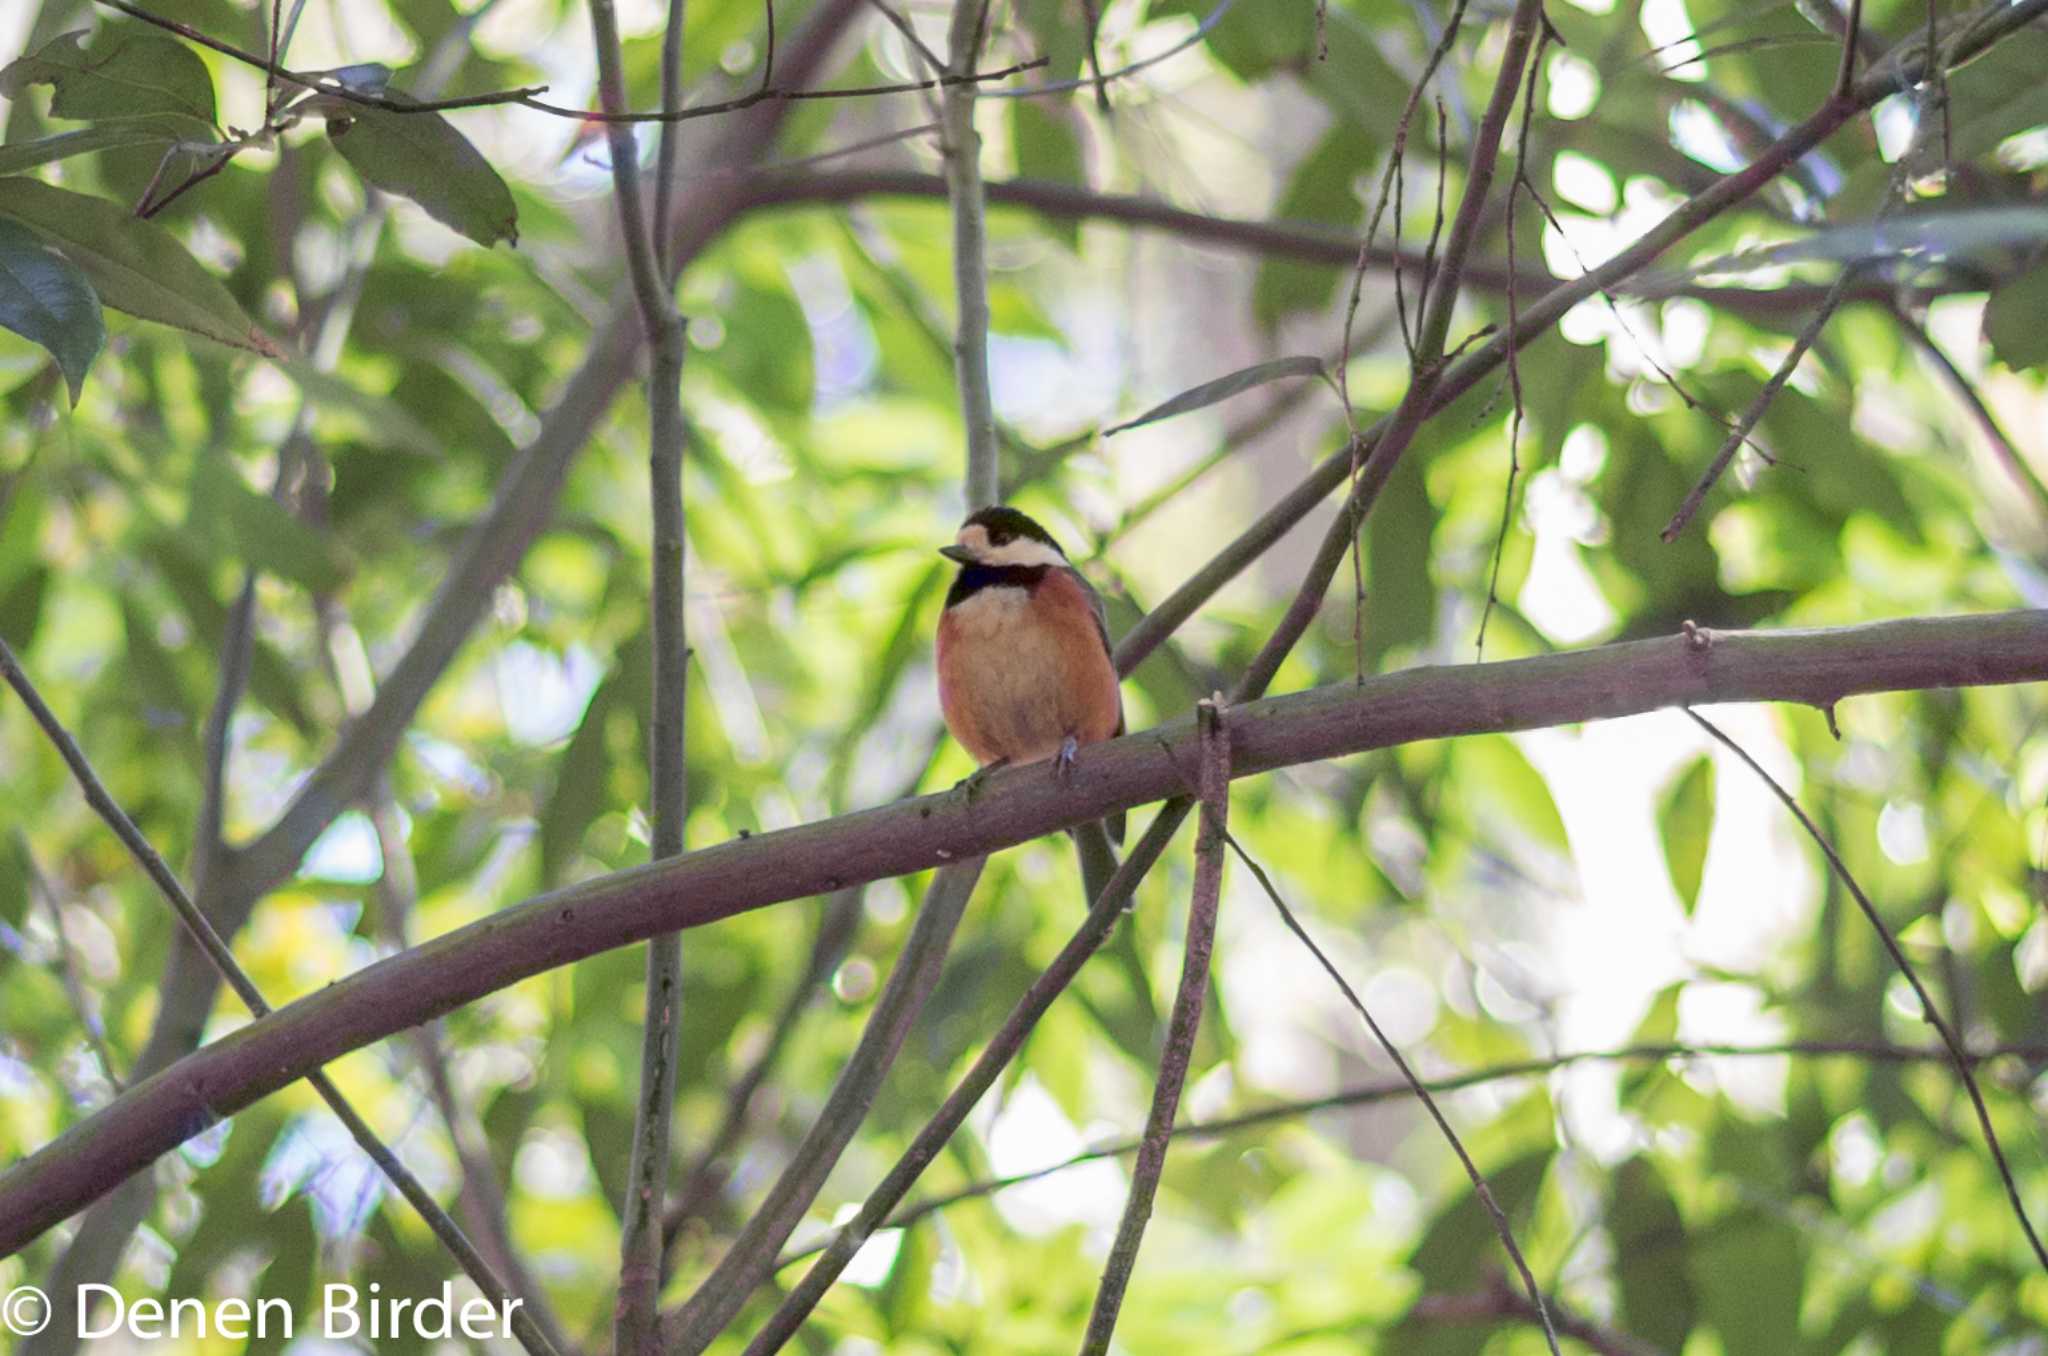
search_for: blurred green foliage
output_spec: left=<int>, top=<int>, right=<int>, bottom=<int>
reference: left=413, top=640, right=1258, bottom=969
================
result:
left=2, top=0, right=2047, bottom=1351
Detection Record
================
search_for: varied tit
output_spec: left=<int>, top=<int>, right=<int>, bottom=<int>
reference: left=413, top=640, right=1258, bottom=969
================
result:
left=935, top=505, right=1124, bottom=779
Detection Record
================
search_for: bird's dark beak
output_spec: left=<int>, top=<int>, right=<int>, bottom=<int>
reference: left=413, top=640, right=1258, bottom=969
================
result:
left=938, top=545, right=974, bottom=564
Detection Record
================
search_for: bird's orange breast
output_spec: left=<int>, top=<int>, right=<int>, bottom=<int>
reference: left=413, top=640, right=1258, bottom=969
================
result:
left=936, top=569, right=1121, bottom=767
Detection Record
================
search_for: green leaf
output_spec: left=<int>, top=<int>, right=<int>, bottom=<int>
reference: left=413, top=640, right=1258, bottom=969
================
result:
left=190, top=459, right=352, bottom=592
left=1105, top=356, right=1331, bottom=435
left=1610, top=1157, right=1697, bottom=1352
left=1407, top=1150, right=1551, bottom=1291
left=0, top=178, right=278, bottom=356
left=1695, top=1209, right=1805, bottom=1353
left=276, top=358, right=447, bottom=459
left=1985, top=261, right=2048, bottom=371
left=1254, top=125, right=1373, bottom=328
left=1657, top=755, right=1715, bottom=915
left=0, top=120, right=199, bottom=175
left=1450, top=735, right=1569, bottom=854
left=0, top=27, right=216, bottom=128
left=1011, top=101, right=1083, bottom=248
left=1365, top=450, right=1436, bottom=666
left=541, top=675, right=621, bottom=886
left=0, top=217, right=104, bottom=404
left=324, top=101, right=519, bottom=248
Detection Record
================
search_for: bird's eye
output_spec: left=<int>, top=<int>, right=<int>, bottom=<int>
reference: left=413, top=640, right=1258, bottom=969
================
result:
left=991, top=531, right=1011, bottom=545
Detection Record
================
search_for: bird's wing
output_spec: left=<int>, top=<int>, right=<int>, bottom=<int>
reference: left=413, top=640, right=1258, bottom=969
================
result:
left=1067, top=565, right=1124, bottom=734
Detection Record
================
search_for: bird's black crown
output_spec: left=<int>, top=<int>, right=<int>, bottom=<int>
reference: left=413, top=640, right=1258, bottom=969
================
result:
left=963, top=505, right=1066, bottom=557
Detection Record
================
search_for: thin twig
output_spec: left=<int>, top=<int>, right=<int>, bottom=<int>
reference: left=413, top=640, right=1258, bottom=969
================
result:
left=0, top=639, right=561, bottom=1356
left=865, top=0, right=945, bottom=73
left=20, top=836, right=125, bottom=1091
left=1244, top=0, right=1548, bottom=706
left=1081, top=698, right=1231, bottom=1354
left=983, top=0, right=1236, bottom=101
left=653, top=0, right=689, bottom=262
left=1078, top=0, right=1112, bottom=112
left=1336, top=0, right=1472, bottom=422
left=1222, top=829, right=1561, bottom=1354
left=664, top=861, right=982, bottom=1353
left=1660, top=266, right=1854, bottom=542
left=943, top=0, right=1000, bottom=508
left=587, top=1, right=691, bottom=1348
left=1893, top=307, right=2048, bottom=522
left=1836, top=0, right=1865, bottom=96
left=93, top=0, right=1039, bottom=121
left=1478, top=17, right=1557, bottom=659
left=1686, top=708, right=2048, bottom=1273
left=774, top=1036, right=2048, bottom=1262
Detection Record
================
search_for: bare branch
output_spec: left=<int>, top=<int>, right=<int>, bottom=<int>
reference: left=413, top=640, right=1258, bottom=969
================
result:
left=10, top=609, right=2047, bottom=1252
left=1660, top=265, right=1855, bottom=542
left=586, top=0, right=693, bottom=1345
left=1081, top=698, right=1231, bottom=1353
left=1836, top=0, right=1865, bottom=96
left=1686, top=708, right=2048, bottom=1273
left=942, top=0, right=999, bottom=507
left=1893, top=307, right=2048, bottom=522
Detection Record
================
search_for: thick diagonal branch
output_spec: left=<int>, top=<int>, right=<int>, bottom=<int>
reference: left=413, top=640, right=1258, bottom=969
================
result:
left=5, top=608, right=2045, bottom=1253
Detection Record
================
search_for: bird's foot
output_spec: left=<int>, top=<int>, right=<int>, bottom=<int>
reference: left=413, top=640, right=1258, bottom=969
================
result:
left=1054, top=734, right=1080, bottom=783
left=954, top=758, right=1009, bottom=805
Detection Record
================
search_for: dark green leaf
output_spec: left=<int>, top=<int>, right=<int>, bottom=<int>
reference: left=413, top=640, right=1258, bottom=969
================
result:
left=1985, top=261, right=2048, bottom=371
left=190, top=459, right=353, bottom=592
left=0, top=120, right=198, bottom=175
left=1365, top=449, right=1437, bottom=667
left=1011, top=102, right=1084, bottom=248
left=1611, top=1157, right=1697, bottom=1351
left=0, top=217, right=103, bottom=404
left=0, top=27, right=216, bottom=128
left=1105, top=356, right=1330, bottom=435
left=0, top=178, right=277, bottom=355
left=1694, top=1209, right=1805, bottom=1352
left=1254, top=125, right=1373, bottom=328
left=1407, top=1150, right=1551, bottom=1290
left=1657, top=755, right=1715, bottom=915
left=325, top=101, right=519, bottom=248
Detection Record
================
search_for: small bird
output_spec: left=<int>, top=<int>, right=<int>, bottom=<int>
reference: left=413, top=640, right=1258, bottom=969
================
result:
left=935, top=505, right=1124, bottom=781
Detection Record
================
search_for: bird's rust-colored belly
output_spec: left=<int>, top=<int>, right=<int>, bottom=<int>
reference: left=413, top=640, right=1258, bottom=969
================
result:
left=937, top=580, right=1120, bottom=766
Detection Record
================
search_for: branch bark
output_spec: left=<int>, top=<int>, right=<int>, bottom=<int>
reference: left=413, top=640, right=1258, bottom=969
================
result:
left=5, top=608, right=2045, bottom=1253
left=585, top=0, right=693, bottom=1345
left=941, top=0, right=999, bottom=507
left=730, top=169, right=1991, bottom=320
left=1081, top=699, right=1231, bottom=1353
